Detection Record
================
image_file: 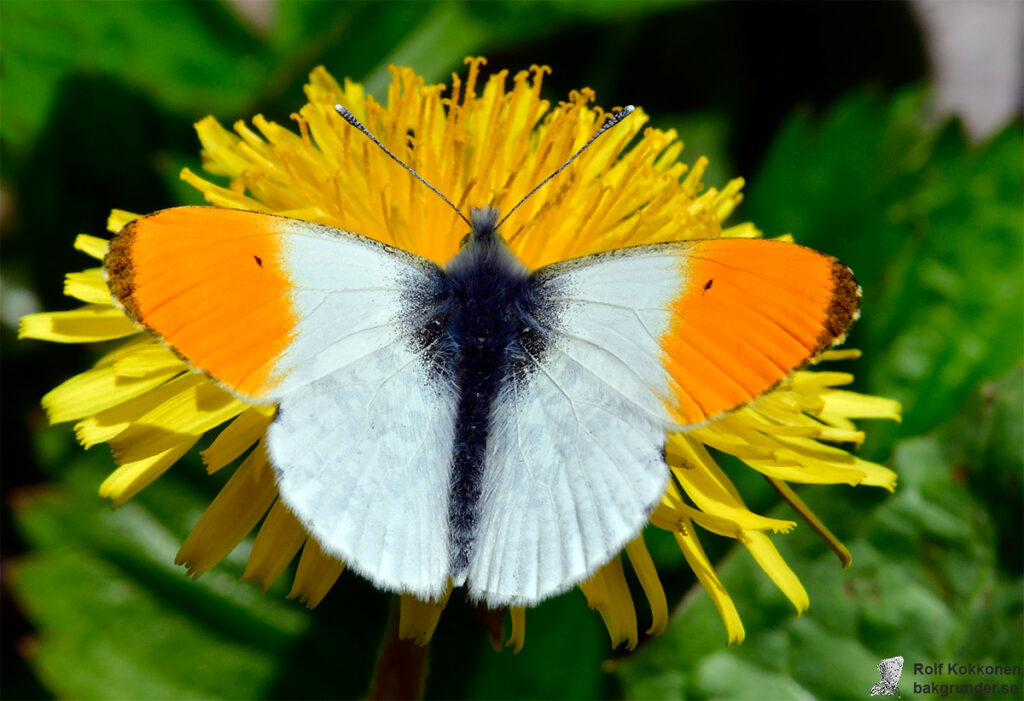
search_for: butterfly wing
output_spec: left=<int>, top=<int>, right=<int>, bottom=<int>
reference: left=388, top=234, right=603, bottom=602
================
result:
left=466, top=238, right=859, bottom=606
left=879, top=656, right=904, bottom=685
left=105, top=207, right=456, bottom=599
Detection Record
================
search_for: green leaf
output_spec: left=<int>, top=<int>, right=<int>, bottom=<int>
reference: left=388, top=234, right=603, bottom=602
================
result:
left=360, top=3, right=490, bottom=98
left=0, top=1, right=269, bottom=167
left=272, top=1, right=698, bottom=101
left=945, top=367, right=1024, bottom=574
left=742, top=89, right=1024, bottom=458
left=616, top=367, right=1022, bottom=699
left=9, top=444, right=310, bottom=699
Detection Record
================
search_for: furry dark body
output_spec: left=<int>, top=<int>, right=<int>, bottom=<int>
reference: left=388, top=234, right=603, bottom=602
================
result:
left=410, top=208, right=549, bottom=577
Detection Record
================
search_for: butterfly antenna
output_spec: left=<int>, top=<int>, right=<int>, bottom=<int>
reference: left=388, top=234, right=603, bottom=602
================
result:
left=496, top=105, right=635, bottom=230
left=334, top=105, right=471, bottom=227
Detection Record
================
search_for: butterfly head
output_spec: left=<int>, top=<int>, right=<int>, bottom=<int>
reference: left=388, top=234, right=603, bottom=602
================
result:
left=461, top=206, right=502, bottom=248
left=448, top=205, right=527, bottom=280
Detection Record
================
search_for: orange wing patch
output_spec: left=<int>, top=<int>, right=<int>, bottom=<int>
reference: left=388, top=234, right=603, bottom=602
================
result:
left=105, top=207, right=296, bottom=399
left=662, top=239, right=859, bottom=426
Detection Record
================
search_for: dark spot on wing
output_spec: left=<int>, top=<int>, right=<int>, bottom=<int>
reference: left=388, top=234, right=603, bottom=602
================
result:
left=703, top=278, right=714, bottom=293
left=254, top=255, right=263, bottom=267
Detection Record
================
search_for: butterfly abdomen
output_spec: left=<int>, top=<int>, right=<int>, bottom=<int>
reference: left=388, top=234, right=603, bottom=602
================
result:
left=443, top=234, right=548, bottom=577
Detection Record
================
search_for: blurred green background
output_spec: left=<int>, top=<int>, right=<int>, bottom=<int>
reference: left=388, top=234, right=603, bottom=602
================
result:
left=2, top=1, right=1021, bottom=699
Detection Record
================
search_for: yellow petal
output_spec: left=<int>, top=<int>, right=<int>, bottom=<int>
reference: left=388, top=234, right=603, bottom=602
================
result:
left=75, top=373, right=206, bottom=448
left=63, top=268, right=110, bottom=304
left=653, top=495, right=796, bottom=539
left=673, top=521, right=745, bottom=644
left=721, top=221, right=761, bottom=239
left=737, top=405, right=830, bottom=436
left=181, top=167, right=269, bottom=211
left=713, top=177, right=745, bottom=222
left=99, top=436, right=199, bottom=506
left=111, top=344, right=186, bottom=377
left=243, top=499, right=307, bottom=591
left=19, top=305, right=139, bottom=342
left=790, top=370, right=855, bottom=389
left=739, top=434, right=898, bottom=489
left=42, top=363, right=182, bottom=425
left=175, top=445, right=277, bottom=577
left=666, top=434, right=743, bottom=501
left=843, top=454, right=899, bottom=491
left=398, top=585, right=452, bottom=647
left=108, top=380, right=246, bottom=463
left=624, top=535, right=668, bottom=635
left=196, top=115, right=256, bottom=176
left=505, top=607, right=526, bottom=653
left=107, top=209, right=140, bottom=233
left=690, top=420, right=776, bottom=461
left=811, top=425, right=866, bottom=444
left=816, top=411, right=859, bottom=432
left=578, top=555, right=638, bottom=650
left=666, top=436, right=793, bottom=533
left=74, top=234, right=108, bottom=259
left=816, top=348, right=862, bottom=362
left=201, top=406, right=274, bottom=473
left=288, top=540, right=345, bottom=608
left=741, top=531, right=809, bottom=615
left=743, top=454, right=866, bottom=485
left=820, top=390, right=903, bottom=421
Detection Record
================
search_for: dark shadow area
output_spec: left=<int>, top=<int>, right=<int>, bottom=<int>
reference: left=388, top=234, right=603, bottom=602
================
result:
left=489, top=0, right=926, bottom=175
left=2, top=74, right=201, bottom=699
left=264, top=575, right=390, bottom=699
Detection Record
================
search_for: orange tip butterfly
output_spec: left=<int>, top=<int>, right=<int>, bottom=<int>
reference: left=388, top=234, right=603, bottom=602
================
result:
left=103, top=105, right=859, bottom=607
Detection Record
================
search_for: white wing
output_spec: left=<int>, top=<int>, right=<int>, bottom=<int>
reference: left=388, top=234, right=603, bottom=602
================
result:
left=268, top=341, right=456, bottom=601
left=263, top=218, right=456, bottom=601
left=466, top=248, right=685, bottom=606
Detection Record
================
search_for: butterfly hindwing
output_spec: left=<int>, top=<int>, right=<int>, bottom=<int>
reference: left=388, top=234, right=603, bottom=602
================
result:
left=268, top=340, right=457, bottom=599
left=105, top=207, right=457, bottom=599
left=466, top=238, right=859, bottom=605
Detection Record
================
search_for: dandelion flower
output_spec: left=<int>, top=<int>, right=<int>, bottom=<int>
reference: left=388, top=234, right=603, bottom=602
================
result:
left=21, top=58, right=901, bottom=651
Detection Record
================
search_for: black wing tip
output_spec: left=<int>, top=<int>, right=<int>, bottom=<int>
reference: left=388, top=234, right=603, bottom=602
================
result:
left=103, top=219, right=141, bottom=321
left=816, top=259, right=861, bottom=353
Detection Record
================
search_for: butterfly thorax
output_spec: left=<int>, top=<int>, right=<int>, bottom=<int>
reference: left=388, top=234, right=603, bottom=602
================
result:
left=445, top=213, right=532, bottom=352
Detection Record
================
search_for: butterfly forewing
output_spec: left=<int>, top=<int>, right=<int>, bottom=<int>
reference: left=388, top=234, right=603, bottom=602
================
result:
left=659, top=239, right=860, bottom=425
left=105, top=207, right=458, bottom=600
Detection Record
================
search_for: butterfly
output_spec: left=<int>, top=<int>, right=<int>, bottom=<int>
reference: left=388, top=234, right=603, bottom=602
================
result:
left=870, top=656, right=904, bottom=697
left=102, top=105, right=860, bottom=608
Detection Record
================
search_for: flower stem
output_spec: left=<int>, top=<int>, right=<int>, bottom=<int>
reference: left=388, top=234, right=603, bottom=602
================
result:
left=366, top=597, right=430, bottom=700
